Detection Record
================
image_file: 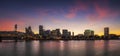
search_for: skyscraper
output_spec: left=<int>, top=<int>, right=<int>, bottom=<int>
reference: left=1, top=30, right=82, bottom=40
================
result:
left=84, top=29, right=94, bottom=37
left=84, top=30, right=91, bottom=37
left=72, top=32, right=74, bottom=36
left=25, top=26, right=34, bottom=35
left=55, top=29, right=61, bottom=37
left=28, top=26, right=32, bottom=32
left=91, top=30, right=94, bottom=36
left=68, top=31, right=71, bottom=37
left=25, top=27, right=28, bottom=33
left=104, top=27, right=109, bottom=39
left=62, top=29, right=69, bottom=38
left=44, top=30, right=51, bottom=38
left=39, top=25, right=44, bottom=36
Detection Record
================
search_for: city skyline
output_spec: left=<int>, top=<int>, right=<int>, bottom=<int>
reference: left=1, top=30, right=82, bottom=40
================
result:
left=0, top=24, right=118, bottom=36
left=0, top=0, right=120, bottom=35
left=0, top=24, right=119, bottom=40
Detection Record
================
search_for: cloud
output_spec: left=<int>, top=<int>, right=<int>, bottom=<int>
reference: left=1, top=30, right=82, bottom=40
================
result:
left=66, top=11, right=76, bottom=19
left=87, top=0, right=120, bottom=22
left=64, top=0, right=120, bottom=21
left=65, top=0, right=89, bottom=19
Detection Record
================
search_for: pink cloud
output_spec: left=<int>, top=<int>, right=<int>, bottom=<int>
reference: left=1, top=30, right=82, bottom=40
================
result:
left=66, top=12, right=76, bottom=19
left=95, top=3, right=109, bottom=19
left=88, top=1, right=119, bottom=21
left=65, top=0, right=89, bottom=19
left=65, top=0, right=119, bottom=20
left=85, top=0, right=120, bottom=26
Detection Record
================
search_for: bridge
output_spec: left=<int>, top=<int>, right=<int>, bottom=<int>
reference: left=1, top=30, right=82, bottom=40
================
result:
left=0, top=31, right=25, bottom=42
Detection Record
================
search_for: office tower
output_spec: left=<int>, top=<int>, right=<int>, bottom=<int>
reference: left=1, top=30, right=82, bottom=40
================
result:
left=14, top=24, right=17, bottom=31
left=25, top=27, right=28, bottom=33
left=68, top=31, right=71, bottom=37
left=51, top=30, right=57, bottom=39
left=44, top=30, right=51, bottom=37
left=28, top=26, right=34, bottom=35
left=62, top=29, right=69, bottom=38
left=39, top=25, right=44, bottom=36
left=28, top=26, right=32, bottom=32
left=84, top=29, right=94, bottom=37
left=84, top=30, right=91, bottom=37
left=55, top=29, right=61, bottom=37
left=25, top=26, right=34, bottom=35
left=91, top=30, right=94, bottom=36
left=72, top=32, right=74, bottom=36
left=104, top=27, right=109, bottom=38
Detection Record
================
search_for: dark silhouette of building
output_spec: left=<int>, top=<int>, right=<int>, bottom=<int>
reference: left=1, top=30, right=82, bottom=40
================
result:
left=91, top=30, right=94, bottom=36
left=62, top=29, right=69, bottom=39
left=25, top=27, right=28, bottom=33
left=51, top=30, right=58, bottom=39
left=104, top=27, right=109, bottom=39
left=84, top=29, right=94, bottom=37
left=55, top=29, right=61, bottom=37
left=25, top=26, right=34, bottom=35
left=39, top=25, right=44, bottom=36
left=68, top=31, right=71, bottom=37
left=72, top=32, right=74, bottom=36
left=44, top=30, right=51, bottom=39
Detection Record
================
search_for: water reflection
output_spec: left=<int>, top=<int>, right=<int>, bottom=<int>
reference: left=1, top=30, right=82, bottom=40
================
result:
left=38, top=41, right=86, bottom=56
left=0, top=40, right=120, bottom=56
left=39, top=41, right=69, bottom=56
left=25, top=41, right=40, bottom=56
left=103, top=40, right=109, bottom=56
left=31, top=41, right=40, bottom=56
left=85, top=40, right=95, bottom=56
left=13, top=42, right=17, bottom=56
left=25, top=41, right=32, bottom=56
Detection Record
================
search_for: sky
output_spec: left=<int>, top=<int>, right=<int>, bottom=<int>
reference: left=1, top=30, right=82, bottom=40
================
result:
left=0, top=0, right=120, bottom=35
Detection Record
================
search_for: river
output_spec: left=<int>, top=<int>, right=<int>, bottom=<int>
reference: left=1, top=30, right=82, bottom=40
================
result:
left=0, top=40, right=120, bottom=56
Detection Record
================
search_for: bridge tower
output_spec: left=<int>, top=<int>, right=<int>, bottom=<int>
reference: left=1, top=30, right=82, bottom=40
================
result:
left=15, top=24, right=17, bottom=32
left=0, top=36, right=2, bottom=42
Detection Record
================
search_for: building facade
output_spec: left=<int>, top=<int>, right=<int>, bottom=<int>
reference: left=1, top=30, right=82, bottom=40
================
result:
left=104, top=27, right=109, bottom=39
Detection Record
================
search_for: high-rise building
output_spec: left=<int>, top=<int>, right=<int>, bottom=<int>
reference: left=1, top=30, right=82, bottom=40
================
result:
left=28, top=26, right=32, bottom=32
left=39, top=25, right=44, bottom=36
left=25, top=27, right=28, bottom=33
left=62, top=29, right=69, bottom=38
left=44, top=30, right=51, bottom=37
left=84, top=30, right=91, bottom=37
left=72, top=32, right=74, bottom=36
left=91, top=30, right=94, bottom=36
left=51, top=30, right=57, bottom=39
left=84, top=29, right=94, bottom=37
left=68, top=31, right=71, bottom=37
left=55, top=29, right=61, bottom=37
left=104, top=27, right=109, bottom=38
left=25, top=26, right=34, bottom=35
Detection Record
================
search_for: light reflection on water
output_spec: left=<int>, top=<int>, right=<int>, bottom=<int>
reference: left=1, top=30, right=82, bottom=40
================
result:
left=0, top=40, right=120, bottom=56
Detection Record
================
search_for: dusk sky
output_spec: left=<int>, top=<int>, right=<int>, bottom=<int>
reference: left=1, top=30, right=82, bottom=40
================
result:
left=0, top=0, right=120, bottom=35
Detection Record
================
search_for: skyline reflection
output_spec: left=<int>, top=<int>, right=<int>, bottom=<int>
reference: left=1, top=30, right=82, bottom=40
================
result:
left=0, top=40, right=120, bottom=56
